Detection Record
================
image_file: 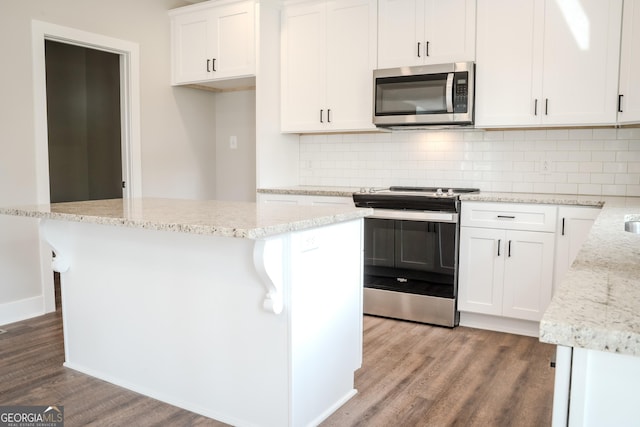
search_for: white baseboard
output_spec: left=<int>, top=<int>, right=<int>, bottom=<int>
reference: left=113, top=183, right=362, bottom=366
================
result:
left=459, top=311, right=540, bottom=337
left=0, top=295, right=47, bottom=326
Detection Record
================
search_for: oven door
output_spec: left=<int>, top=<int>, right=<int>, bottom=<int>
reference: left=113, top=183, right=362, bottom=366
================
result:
left=363, top=216, right=458, bottom=299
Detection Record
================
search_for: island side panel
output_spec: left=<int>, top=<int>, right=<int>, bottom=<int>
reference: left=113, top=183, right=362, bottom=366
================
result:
left=289, top=219, right=364, bottom=426
left=42, top=219, right=290, bottom=427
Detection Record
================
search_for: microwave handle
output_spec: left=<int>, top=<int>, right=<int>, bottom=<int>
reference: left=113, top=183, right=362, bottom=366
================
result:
left=446, top=73, right=454, bottom=113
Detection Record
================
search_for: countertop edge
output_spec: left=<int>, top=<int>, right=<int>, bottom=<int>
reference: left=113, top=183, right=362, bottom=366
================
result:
left=0, top=202, right=372, bottom=240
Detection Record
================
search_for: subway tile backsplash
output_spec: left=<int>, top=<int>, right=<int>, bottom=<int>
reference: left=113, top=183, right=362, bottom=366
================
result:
left=299, top=128, right=640, bottom=196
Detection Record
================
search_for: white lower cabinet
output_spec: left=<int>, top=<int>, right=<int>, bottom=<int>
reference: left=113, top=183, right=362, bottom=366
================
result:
left=458, top=202, right=556, bottom=326
left=553, top=206, right=601, bottom=292
left=459, top=227, right=555, bottom=322
left=552, top=346, right=640, bottom=427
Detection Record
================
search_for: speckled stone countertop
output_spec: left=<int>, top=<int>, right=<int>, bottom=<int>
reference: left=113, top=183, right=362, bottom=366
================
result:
left=258, top=187, right=606, bottom=207
left=459, top=191, right=605, bottom=207
left=539, top=196, right=640, bottom=356
left=257, top=186, right=360, bottom=198
left=0, top=198, right=371, bottom=239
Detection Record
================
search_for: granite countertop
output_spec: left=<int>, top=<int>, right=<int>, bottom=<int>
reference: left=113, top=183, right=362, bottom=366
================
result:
left=257, top=186, right=607, bottom=207
left=540, top=196, right=640, bottom=356
left=459, top=191, right=605, bottom=207
left=0, top=198, right=371, bottom=239
left=257, top=186, right=361, bottom=198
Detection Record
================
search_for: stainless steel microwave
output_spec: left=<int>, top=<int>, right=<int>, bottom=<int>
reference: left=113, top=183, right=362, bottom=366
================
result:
left=373, top=62, right=475, bottom=128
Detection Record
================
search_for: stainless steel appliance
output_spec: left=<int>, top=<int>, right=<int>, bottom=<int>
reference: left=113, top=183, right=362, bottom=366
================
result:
left=373, top=62, right=475, bottom=128
left=353, top=186, right=479, bottom=327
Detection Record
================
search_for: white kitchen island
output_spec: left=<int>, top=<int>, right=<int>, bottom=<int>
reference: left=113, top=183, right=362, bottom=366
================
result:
left=0, top=198, right=371, bottom=427
left=540, top=197, right=640, bottom=427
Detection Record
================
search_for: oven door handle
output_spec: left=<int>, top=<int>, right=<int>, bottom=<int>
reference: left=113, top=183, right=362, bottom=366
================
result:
left=367, top=209, right=458, bottom=223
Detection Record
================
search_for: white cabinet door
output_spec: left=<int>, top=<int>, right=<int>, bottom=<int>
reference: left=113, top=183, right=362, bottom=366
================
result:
left=326, top=0, right=377, bottom=131
left=476, top=0, right=622, bottom=128
left=423, top=0, right=476, bottom=65
left=618, top=0, right=640, bottom=124
left=459, top=227, right=554, bottom=322
left=458, top=227, right=504, bottom=316
left=377, top=0, right=423, bottom=68
left=475, top=0, right=544, bottom=127
left=554, top=206, right=600, bottom=291
left=502, top=230, right=555, bottom=321
left=281, top=0, right=376, bottom=133
left=541, top=0, right=622, bottom=126
left=172, top=10, right=212, bottom=84
left=281, top=3, right=326, bottom=132
left=377, top=0, right=475, bottom=69
left=211, top=2, right=255, bottom=81
left=170, top=1, right=255, bottom=86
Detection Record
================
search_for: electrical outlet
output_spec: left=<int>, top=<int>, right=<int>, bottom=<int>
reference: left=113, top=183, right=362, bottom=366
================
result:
left=229, top=135, right=238, bottom=150
left=541, top=159, right=552, bottom=174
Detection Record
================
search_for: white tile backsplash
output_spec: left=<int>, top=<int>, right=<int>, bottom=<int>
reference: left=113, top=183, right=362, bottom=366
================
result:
left=298, top=129, right=640, bottom=196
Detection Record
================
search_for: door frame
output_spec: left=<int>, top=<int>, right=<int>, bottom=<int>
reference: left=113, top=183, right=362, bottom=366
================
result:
left=31, top=20, right=142, bottom=312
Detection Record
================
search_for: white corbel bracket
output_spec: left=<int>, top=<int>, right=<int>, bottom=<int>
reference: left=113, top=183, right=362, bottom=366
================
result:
left=40, top=219, right=70, bottom=273
left=253, top=237, right=284, bottom=315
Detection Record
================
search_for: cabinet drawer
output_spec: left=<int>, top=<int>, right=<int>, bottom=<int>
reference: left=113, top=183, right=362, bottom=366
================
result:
left=461, top=202, right=557, bottom=232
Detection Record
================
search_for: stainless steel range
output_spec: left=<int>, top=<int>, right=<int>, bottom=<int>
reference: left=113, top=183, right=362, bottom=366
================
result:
left=353, top=186, right=479, bottom=327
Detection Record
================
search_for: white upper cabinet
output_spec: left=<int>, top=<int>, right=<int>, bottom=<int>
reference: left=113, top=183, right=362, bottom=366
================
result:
left=170, top=1, right=255, bottom=86
left=281, top=0, right=377, bottom=133
left=475, top=0, right=623, bottom=128
left=377, top=0, right=476, bottom=69
left=618, top=0, right=640, bottom=124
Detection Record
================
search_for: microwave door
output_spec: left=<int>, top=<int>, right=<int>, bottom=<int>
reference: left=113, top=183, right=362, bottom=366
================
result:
left=445, top=73, right=454, bottom=113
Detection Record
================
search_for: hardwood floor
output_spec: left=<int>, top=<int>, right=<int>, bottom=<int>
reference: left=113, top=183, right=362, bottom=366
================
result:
left=0, top=309, right=554, bottom=426
left=322, top=316, right=555, bottom=427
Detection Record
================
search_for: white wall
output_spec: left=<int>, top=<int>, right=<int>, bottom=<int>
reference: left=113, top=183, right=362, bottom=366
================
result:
left=0, top=0, right=217, bottom=325
left=299, top=128, right=640, bottom=196
left=215, top=90, right=256, bottom=201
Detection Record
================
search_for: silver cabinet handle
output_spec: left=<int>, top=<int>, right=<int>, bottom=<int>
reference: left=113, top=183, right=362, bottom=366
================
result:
left=497, top=239, right=501, bottom=256
left=320, top=109, right=323, bottom=123
left=497, top=215, right=516, bottom=219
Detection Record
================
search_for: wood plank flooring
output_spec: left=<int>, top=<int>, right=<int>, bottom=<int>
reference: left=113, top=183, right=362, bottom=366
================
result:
left=0, top=309, right=554, bottom=426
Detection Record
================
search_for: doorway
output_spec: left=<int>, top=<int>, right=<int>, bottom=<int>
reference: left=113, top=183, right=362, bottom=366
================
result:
left=32, top=20, right=143, bottom=314
left=45, top=40, right=123, bottom=203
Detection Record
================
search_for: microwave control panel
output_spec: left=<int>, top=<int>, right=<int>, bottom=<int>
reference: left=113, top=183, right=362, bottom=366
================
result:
left=453, top=72, right=468, bottom=113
